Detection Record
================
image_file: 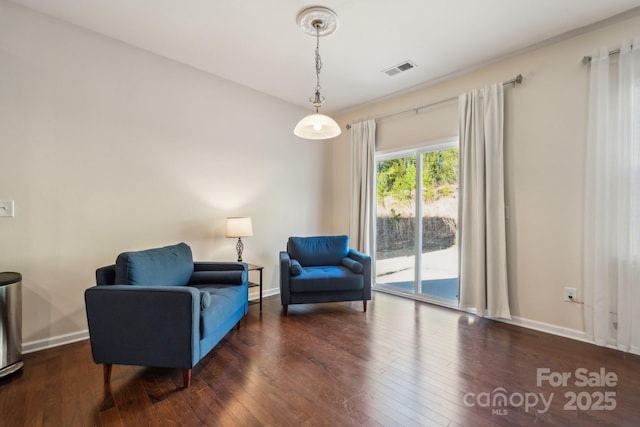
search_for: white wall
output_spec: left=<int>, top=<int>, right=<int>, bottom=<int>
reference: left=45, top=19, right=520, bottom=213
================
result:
left=330, top=11, right=640, bottom=338
left=0, top=1, right=330, bottom=348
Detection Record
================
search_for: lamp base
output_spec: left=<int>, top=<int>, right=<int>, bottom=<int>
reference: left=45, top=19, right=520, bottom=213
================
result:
left=236, top=237, right=244, bottom=262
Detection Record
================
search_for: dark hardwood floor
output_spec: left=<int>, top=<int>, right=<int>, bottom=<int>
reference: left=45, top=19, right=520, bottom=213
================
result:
left=1, top=292, right=639, bottom=426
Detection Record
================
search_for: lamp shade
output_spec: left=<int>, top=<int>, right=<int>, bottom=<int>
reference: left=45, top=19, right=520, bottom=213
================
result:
left=294, top=113, right=342, bottom=140
left=225, top=217, right=253, bottom=238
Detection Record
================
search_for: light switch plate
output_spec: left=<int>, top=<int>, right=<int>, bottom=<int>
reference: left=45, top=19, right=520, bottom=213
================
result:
left=0, top=200, right=15, bottom=217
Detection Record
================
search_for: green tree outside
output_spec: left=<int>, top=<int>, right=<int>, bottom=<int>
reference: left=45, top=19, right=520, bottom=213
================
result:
left=377, top=149, right=458, bottom=206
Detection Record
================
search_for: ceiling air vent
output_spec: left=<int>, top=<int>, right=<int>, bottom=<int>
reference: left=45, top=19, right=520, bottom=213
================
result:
left=383, top=60, right=417, bottom=77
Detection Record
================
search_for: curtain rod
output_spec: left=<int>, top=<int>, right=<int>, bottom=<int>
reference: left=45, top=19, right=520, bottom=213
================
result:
left=345, top=74, right=523, bottom=130
left=581, top=45, right=633, bottom=64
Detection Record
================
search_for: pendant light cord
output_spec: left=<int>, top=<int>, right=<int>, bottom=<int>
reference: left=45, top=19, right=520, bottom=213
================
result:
left=315, top=26, right=322, bottom=96
left=310, top=24, right=326, bottom=112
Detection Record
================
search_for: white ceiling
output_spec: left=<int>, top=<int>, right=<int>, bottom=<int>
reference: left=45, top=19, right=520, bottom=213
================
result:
left=9, top=0, right=640, bottom=113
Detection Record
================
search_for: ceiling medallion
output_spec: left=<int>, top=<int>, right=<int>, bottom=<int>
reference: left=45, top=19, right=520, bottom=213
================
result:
left=296, top=6, right=339, bottom=37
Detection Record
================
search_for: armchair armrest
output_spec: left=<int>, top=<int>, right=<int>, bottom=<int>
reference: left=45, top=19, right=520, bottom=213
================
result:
left=347, top=249, right=371, bottom=265
left=279, top=251, right=292, bottom=306
left=190, top=262, right=248, bottom=285
left=84, top=285, right=200, bottom=369
left=348, top=249, right=372, bottom=299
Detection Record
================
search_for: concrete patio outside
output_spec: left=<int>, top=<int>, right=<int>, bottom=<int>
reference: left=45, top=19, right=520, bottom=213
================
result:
left=375, top=246, right=459, bottom=301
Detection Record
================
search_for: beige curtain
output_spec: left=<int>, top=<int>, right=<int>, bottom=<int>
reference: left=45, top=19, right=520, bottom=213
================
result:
left=584, top=39, right=640, bottom=353
left=349, top=120, right=376, bottom=254
left=458, top=84, right=511, bottom=319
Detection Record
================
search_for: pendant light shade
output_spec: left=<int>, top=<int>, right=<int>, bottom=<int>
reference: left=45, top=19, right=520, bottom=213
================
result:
left=294, top=113, right=341, bottom=140
left=294, top=6, right=341, bottom=140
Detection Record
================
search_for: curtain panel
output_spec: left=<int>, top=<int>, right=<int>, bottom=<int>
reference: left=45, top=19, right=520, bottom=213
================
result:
left=584, top=38, right=640, bottom=353
left=349, top=119, right=376, bottom=254
left=458, top=84, right=511, bottom=319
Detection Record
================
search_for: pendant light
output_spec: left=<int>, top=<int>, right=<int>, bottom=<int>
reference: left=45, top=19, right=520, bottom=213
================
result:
left=294, top=7, right=342, bottom=140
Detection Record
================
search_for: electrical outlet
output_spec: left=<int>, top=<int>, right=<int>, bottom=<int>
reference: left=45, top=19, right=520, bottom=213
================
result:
left=564, top=287, right=577, bottom=302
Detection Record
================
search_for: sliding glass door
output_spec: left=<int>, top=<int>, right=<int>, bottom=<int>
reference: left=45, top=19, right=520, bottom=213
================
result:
left=375, top=154, right=417, bottom=293
left=418, top=148, right=459, bottom=302
left=375, top=141, right=459, bottom=305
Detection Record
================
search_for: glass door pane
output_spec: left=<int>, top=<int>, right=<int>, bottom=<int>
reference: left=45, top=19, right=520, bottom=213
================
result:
left=375, top=155, right=417, bottom=294
left=419, top=148, right=459, bottom=303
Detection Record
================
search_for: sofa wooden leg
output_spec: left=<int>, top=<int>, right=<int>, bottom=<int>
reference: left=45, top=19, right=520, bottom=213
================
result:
left=283, top=305, right=288, bottom=316
left=363, top=300, right=367, bottom=312
left=182, top=369, right=192, bottom=388
left=103, top=364, right=112, bottom=384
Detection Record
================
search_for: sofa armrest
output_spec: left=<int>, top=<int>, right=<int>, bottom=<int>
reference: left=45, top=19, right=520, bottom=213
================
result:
left=84, top=285, right=200, bottom=369
left=190, top=262, right=248, bottom=285
left=348, top=249, right=372, bottom=299
left=96, top=264, right=116, bottom=286
left=279, top=251, right=292, bottom=306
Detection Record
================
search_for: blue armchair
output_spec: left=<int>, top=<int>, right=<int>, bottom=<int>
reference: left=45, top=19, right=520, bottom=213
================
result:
left=84, top=242, right=248, bottom=388
left=279, top=235, right=371, bottom=316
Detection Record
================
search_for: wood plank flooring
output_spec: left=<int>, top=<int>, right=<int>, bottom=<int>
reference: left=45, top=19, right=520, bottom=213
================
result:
left=1, top=292, right=639, bottom=426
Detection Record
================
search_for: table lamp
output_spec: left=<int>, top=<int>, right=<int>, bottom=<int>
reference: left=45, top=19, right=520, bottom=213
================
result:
left=225, top=217, right=253, bottom=262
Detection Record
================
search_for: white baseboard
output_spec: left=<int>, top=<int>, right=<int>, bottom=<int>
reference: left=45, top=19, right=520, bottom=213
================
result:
left=502, top=317, right=640, bottom=356
left=22, top=290, right=638, bottom=357
left=496, top=315, right=591, bottom=344
left=21, top=290, right=282, bottom=355
left=374, top=288, right=607, bottom=351
left=249, top=287, right=280, bottom=301
left=22, top=329, right=89, bottom=354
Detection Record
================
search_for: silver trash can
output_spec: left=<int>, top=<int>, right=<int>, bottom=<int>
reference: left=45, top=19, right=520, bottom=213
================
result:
left=0, top=272, right=22, bottom=378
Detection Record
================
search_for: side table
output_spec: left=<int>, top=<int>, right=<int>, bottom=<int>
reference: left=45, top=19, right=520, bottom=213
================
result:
left=246, top=263, right=263, bottom=311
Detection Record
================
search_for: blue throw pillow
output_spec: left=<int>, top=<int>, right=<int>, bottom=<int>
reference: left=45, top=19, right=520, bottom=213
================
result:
left=341, top=257, right=363, bottom=273
left=114, top=242, right=194, bottom=286
left=290, top=259, right=303, bottom=276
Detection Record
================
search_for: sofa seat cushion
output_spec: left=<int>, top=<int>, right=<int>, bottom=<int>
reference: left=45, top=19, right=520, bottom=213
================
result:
left=114, top=242, right=193, bottom=286
left=290, top=266, right=364, bottom=293
left=197, top=285, right=246, bottom=339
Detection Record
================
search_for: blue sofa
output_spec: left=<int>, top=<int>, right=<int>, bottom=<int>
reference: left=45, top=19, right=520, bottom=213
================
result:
left=279, top=235, right=371, bottom=316
left=84, top=242, right=248, bottom=388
